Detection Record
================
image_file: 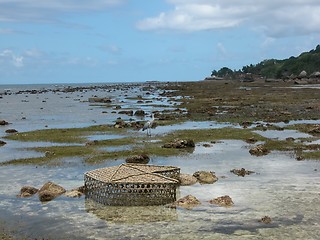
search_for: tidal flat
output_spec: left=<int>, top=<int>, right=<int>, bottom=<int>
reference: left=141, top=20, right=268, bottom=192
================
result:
left=0, top=80, right=319, bottom=239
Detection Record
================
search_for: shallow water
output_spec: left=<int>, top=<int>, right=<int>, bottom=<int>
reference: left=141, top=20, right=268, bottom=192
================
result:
left=1, top=83, right=320, bottom=239
left=1, top=141, right=320, bottom=239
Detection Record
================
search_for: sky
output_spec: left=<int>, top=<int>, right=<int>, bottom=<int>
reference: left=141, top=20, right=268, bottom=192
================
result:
left=1, top=0, right=320, bottom=85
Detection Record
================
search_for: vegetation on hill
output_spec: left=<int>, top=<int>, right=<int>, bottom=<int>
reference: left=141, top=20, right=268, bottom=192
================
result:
left=211, top=45, right=320, bottom=80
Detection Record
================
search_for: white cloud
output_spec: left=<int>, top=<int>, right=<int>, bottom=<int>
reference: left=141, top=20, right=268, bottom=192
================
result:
left=137, top=0, right=320, bottom=37
left=0, top=49, right=24, bottom=67
left=0, top=0, right=126, bottom=22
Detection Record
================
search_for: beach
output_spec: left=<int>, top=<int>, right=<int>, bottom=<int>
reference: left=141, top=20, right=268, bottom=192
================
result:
left=0, top=80, right=320, bottom=239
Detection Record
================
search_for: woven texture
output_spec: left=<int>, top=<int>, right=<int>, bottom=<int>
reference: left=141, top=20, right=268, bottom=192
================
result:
left=84, top=163, right=180, bottom=206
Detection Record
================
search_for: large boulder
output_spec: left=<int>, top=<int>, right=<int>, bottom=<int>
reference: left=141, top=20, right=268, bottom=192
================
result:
left=193, top=171, right=218, bottom=184
left=38, top=182, right=66, bottom=202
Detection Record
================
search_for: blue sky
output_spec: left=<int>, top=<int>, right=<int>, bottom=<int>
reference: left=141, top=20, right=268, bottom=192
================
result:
left=1, top=0, right=320, bottom=84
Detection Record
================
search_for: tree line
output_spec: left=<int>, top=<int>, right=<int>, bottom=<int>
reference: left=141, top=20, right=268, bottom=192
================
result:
left=211, top=45, right=320, bottom=80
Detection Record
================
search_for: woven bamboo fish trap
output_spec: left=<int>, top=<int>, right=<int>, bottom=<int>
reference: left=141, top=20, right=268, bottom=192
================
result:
left=84, top=163, right=180, bottom=206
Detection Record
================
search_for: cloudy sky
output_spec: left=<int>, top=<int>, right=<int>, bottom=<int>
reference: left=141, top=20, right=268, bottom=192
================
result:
left=1, top=0, right=320, bottom=84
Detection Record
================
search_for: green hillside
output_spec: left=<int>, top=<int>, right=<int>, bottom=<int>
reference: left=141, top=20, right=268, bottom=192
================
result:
left=211, top=45, right=320, bottom=79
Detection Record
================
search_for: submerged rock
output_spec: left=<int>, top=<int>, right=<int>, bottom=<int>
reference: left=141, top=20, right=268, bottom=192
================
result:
left=193, top=171, right=218, bottom=184
left=38, top=181, right=66, bottom=202
left=209, top=195, right=234, bottom=207
left=178, top=173, right=198, bottom=186
left=169, top=195, right=201, bottom=209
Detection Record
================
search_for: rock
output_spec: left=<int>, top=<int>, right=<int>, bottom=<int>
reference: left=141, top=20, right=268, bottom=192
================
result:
left=308, top=125, right=320, bottom=134
left=38, top=181, right=66, bottom=202
left=85, top=140, right=99, bottom=146
left=299, top=70, right=307, bottom=78
left=178, top=174, right=198, bottom=186
left=45, top=151, right=55, bottom=157
left=209, top=195, right=234, bottom=207
left=249, top=145, right=270, bottom=156
left=118, top=110, right=133, bottom=116
left=246, top=137, right=258, bottom=144
left=169, top=195, right=201, bottom=209
left=230, top=168, right=255, bottom=177
left=0, top=120, right=9, bottom=125
left=64, top=189, right=83, bottom=198
left=162, top=139, right=195, bottom=148
left=88, top=97, right=112, bottom=103
left=0, top=140, right=6, bottom=146
left=193, top=171, right=218, bottom=184
left=134, top=110, right=145, bottom=116
left=5, top=129, right=18, bottom=133
left=259, top=216, right=272, bottom=224
left=17, top=186, right=39, bottom=198
left=125, top=154, right=150, bottom=164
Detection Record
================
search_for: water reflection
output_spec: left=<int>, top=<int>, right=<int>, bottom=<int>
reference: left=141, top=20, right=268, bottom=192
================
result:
left=85, top=199, right=178, bottom=223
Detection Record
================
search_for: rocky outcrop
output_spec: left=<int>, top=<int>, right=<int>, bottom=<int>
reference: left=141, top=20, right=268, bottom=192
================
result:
left=169, top=195, right=201, bottom=209
left=209, top=195, right=234, bottom=207
left=0, top=140, right=6, bottom=146
left=126, top=154, right=150, bottom=164
left=38, top=182, right=66, bottom=202
left=178, top=174, right=198, bottom=186
left=193, top=171, right=218, bottom=184
left=162, top=139, right=195, bottom=148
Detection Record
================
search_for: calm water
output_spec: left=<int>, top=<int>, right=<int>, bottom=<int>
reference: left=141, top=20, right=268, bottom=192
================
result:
left=1, top=83, right=320, bottom=239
